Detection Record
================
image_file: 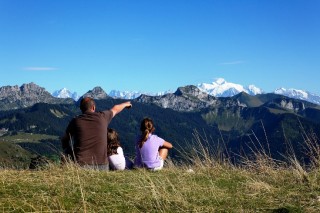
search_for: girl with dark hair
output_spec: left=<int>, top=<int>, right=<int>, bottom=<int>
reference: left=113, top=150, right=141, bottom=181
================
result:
left=134, top=117, right=173, bottom=170
left=107, top=128, right=133, bottom=170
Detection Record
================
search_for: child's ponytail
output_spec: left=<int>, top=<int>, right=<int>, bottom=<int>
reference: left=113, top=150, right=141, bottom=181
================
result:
left=139, top=118, right=155, bottom=148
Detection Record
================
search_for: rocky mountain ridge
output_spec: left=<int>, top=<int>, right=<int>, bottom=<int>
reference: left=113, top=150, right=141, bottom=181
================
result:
left=0, top=83, right=74, bottom=111
left=82, top=86, right=111, bottom=100
left=136, top=85, right=319, bottom=113
left=136, top=85, right=247, bottom=112
left=51, top=78, right=320, bottom=105
left=1, top=82, right=319, bottom=112
left=52, top=78, right=258, bottom=100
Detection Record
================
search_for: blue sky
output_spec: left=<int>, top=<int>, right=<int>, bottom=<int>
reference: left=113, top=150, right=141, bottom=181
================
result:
left=0, top=0, right=319, bottom=95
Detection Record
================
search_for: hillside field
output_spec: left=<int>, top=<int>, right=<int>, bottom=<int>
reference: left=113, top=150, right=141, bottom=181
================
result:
left=1, top=134, right=320, bottom=212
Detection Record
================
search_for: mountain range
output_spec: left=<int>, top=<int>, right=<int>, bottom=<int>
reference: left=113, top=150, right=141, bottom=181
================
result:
left=1, top=81, right=320, bottom=167
left=51, top=78, right=320, bottom=105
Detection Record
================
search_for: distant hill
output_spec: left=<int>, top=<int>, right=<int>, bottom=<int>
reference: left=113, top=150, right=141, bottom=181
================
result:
left=0, top=100, right=217, bottom=159
left=0, top=141, right=33, bottom=168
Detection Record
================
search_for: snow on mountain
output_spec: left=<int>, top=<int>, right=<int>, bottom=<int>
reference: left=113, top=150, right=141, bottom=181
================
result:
left=52, top=88, right=80, bottom=101
left=197, top=78, right=320, bottom=105
left=51, top=79, right=320, bottom=105
left=108, top=90, right=142, bottom=99
left=247, top=84, right=264, bottom=95
left=197, top=78, right=263, bottom=97
left=274, top=88, right=320, bottom=105
left=108, top=90, right=172, bottom=99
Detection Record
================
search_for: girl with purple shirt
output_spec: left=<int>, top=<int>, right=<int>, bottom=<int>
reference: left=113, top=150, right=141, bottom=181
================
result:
left=134, top=117, right=173, bottom=170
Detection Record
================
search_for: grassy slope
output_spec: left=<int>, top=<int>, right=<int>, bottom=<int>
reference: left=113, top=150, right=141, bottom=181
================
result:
left=1, top=132, right=58, bottom=143
left=0, top=160, right=320, bottom=212
left=0, top=132, right=320, bottom=212
left=0, top=141, right=33, bottom=168
left=0, top=133, right=60, bottom=168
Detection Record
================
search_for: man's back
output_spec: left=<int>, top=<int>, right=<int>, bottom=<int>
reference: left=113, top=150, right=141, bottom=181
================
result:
left=61, top=97, right=132, bottom=169
left=67, top=110, right=113, bottom=165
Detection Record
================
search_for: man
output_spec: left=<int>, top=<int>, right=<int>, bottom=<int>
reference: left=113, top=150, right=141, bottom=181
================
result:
left=61, top=97, right=132, bottom=170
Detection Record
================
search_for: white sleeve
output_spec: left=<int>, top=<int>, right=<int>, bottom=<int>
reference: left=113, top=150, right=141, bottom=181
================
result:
left=110, top=147, right=125, bottom=170
left=108, top=147, right=126, bottom=170
left=117, top=147, right=124, bottom=156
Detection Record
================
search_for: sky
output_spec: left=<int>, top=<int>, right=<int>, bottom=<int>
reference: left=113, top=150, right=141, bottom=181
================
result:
left=0, top=0, right=319, bottom=96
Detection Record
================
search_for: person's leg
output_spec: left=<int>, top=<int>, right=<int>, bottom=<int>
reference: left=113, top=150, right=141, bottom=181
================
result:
left=159, top=147, right=169, bottom=160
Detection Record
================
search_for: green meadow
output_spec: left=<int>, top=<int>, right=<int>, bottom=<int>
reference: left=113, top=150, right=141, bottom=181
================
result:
left=1, top=133, right=320, bottom=212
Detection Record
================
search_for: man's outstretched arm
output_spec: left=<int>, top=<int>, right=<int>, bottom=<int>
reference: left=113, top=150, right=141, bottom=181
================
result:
left=111, top=101, right=132, bottom=117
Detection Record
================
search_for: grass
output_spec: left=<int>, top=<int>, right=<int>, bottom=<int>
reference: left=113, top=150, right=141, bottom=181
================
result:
left=0, top=163, right=319, bottom=212
left=0, top=131, right=320, bottom=212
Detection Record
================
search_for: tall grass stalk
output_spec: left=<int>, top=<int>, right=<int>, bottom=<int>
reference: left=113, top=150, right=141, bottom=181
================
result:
left=175, top=129, right=229, bottom=169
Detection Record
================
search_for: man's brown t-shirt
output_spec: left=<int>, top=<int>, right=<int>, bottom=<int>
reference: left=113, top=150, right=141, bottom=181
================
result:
left=66, top=110, right=113, bottom=165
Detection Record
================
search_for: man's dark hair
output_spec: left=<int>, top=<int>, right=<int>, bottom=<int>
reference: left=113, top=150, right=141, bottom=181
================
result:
left=80, top=97, right=95, bottom=113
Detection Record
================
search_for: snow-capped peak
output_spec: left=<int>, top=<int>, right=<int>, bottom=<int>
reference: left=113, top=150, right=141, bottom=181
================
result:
left=108, top=90, right=172, bottom=99
left=52, top=88, right=79, bottom=101
left=197, top=78, right=263, bottom=97
left=247, top=85, right=264, bottom=95
left=274, top=88, right=311, bottom=101
left=108, top=90, right=142, bottom=99
left=50, top=78, right=320, bottom=105
left=215, top=78, right=226, bottom=85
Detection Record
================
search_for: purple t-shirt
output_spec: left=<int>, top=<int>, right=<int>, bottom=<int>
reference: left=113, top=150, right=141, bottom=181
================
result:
left=134, top=134, right=164, bottom=169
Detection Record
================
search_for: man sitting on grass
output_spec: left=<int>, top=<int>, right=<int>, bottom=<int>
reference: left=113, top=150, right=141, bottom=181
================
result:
left=61, top=97, right=131, bottom=170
